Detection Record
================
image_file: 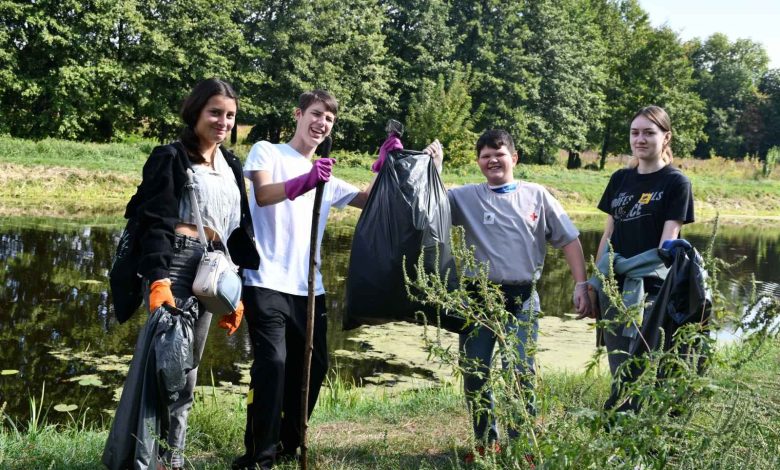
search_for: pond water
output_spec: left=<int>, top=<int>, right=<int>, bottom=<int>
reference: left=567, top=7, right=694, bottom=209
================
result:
left=0, top=216, right=777, bottom=423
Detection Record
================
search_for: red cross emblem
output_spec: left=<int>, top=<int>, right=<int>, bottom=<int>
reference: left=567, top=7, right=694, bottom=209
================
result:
left=530, top=211, right=538, bottom=221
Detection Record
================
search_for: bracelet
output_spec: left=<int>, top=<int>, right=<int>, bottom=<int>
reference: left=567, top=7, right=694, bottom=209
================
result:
left=575, top=281, right=588, bottom=289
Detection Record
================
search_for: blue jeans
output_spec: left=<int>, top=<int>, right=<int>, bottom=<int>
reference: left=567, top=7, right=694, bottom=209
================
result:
left=459, top=286, right=538, bottom=443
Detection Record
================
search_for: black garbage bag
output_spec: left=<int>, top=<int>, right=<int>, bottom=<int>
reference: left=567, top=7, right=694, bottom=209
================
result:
left=156, top=302, right=197, bottom=402
left=345, top=149, right=460, bottom=331
left=102, top=297, right=198, bottom=470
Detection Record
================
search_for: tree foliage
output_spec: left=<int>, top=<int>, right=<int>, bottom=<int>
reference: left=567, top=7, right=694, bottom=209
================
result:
left=690, top=34, right=771, bottom=158
left=1, top=0, right=778, bottom=162
left=522, top=0, right=607, bottom=163
left=406, top=69, right=480, bottom=167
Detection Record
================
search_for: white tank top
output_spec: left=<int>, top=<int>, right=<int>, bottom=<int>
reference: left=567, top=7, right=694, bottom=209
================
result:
left=178, top=147, right=241, bottom=245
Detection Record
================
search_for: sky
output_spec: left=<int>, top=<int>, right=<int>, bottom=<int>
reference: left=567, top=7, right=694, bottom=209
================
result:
left=639, top=0, right=780, bottom=68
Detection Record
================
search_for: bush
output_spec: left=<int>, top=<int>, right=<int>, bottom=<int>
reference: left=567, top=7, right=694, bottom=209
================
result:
left=764, top=146, right=780, bottom=178
left=330, top=150, right=375, bottom=169
left=404, top=223, right=780, bottom=468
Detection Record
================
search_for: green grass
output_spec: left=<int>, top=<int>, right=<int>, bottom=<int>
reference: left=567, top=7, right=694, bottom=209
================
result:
left=0, top=135, right=151, bottom=173
left=3, top=339, right=779, bottom=469
left=1, top=135, right=779, bottom=219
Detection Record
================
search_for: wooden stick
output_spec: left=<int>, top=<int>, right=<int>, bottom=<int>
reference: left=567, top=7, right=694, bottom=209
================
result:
left=300, top=136, right=330, bottom=469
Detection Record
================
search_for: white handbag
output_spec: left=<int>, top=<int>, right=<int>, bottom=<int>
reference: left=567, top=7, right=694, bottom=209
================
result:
left=186, top=168, right=242, bottom=315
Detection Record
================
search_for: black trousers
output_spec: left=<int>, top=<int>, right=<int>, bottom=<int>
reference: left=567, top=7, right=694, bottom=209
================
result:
left=241, top=286, right=328, bottom=469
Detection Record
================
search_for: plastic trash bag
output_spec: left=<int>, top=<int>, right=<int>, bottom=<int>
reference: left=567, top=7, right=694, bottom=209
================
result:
left=344, top=149, right=459, bottom=331
left=155, top=301, right=197, bottom=402
left=102, top=297, right=198, bottom=470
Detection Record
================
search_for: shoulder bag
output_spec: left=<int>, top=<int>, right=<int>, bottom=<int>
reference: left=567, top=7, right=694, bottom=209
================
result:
left=186, top=168, right=242, bottom=315
left=109, top=216, right=143, bottom=323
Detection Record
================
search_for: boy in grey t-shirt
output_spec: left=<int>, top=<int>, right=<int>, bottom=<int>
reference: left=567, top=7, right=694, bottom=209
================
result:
left=431, top=129, right=590, bottom=458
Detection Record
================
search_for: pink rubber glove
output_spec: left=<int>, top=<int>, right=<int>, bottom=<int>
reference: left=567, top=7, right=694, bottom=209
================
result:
left=284, top=158, right=335, bottom=200
left=371, top=134, right=403, bottom=173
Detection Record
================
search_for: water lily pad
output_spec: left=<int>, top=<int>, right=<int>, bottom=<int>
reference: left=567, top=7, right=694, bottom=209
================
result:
left=54, top=404, right=78, bottom=412
left=1, top=369, right=19, bottom=375
left=96, top=363, right=129, bottom=373
left=79, top=376, right=104, bottom=387
left=68, top=374, right=104, bottom=387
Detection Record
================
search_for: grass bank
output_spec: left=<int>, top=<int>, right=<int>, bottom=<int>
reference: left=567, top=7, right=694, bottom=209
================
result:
left=2, top=136, right=779, bottom=219
left=3, top=338, right=779, bottom=469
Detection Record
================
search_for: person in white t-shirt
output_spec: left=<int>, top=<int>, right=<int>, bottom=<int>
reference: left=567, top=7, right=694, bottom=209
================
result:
left=232, top=90, right=373, bottom=470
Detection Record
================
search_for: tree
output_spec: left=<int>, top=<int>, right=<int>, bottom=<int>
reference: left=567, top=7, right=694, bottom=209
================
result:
left=406, top=69, right=480, bottom=167
left=638, top=27, right=706, bottom=158
left=132, top=0, right=245, bottom=142
left=521, top=0, right=606, bottom=164
left=0, top=0, right=142, bottom=141
left=448, top=0, right=535, bottom=147
left=381, top=0, right=456, bottom=123
left=690, top=33, right=770, bottom=158
left=758, top=69, right=780, bottom=157
left=590, top=1, right=705, bottom=167
left=239, top=0, right=392, bottom=150
left=587, top=0, right=650, bottom=168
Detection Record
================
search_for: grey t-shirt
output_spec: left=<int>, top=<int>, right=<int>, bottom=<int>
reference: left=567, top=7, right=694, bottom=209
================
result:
left=448, top=182, right=579, bottom=284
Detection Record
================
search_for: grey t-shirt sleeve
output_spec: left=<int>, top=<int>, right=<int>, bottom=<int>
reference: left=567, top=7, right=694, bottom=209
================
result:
left=542, top=188, right=579, bottom=248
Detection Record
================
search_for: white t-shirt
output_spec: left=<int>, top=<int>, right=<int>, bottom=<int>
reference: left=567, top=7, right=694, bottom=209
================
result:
left=243, top=141, right=359, bottom=296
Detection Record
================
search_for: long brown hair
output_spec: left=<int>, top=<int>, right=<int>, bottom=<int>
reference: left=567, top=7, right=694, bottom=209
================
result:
left=627, top=105, right=673, bottom=169
left=179, top=78, right=238, bottom=164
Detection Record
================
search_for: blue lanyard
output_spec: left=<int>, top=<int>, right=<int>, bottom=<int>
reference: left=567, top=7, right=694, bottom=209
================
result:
left=489, top=183, right=517, bottom=194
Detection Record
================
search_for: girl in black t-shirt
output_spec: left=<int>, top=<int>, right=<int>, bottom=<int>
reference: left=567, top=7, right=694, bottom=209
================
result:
left=591, top=105, right=694, bottom=411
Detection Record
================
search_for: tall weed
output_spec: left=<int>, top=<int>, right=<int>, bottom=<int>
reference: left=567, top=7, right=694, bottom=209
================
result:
left=405, top=224, right=780, bottom=468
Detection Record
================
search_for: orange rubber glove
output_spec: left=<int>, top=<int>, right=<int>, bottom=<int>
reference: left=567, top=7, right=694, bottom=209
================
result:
left=149, top=279, right=175, bottom=313
left=218, top=300, right=244, bottom=335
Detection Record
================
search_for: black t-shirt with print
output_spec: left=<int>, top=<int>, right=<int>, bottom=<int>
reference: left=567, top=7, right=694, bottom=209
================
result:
left=598, top=165, right=694, bottom=259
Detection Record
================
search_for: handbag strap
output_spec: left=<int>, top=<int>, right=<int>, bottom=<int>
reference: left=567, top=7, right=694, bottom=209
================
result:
left=184, top=160, right=236, bottom=266
left=185, top=168, right=210, bottom=248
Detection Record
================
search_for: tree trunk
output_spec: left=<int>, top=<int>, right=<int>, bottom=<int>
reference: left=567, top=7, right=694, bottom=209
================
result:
left=600, top=124, right=611, bottom=170
left=566, top=149, right=581, bottom=169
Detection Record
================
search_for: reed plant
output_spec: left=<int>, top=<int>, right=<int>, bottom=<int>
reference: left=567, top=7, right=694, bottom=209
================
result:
left=2, top=343, right=779, bottom=468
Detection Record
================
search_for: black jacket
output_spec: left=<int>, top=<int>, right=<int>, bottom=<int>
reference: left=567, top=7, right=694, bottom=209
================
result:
left=125, top=143, right=259, bottom=282
left=630, top=243, right=712, bottom=357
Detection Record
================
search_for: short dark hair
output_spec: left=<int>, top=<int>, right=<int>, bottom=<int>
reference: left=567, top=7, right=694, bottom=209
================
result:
left=476, top=129, right=516, bottom=157
left=298, top=89, right=338, bottom=115
left=179, top=78, right=238, bottom=163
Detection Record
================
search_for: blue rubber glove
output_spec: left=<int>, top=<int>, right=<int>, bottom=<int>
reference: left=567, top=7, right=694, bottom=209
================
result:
left=661, top=238, right=692, bottom=256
